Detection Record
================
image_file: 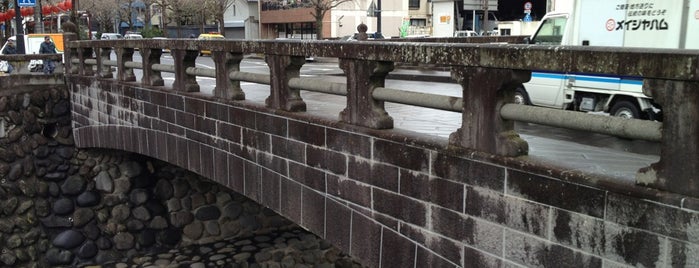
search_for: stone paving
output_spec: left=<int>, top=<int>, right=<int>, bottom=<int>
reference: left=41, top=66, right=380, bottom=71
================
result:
left=105, top=228, right=362, bottom=268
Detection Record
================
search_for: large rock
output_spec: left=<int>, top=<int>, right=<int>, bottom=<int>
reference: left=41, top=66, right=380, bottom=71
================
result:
left=172, top=178, right=190, bottom=198
left=126, top=219, right=145, bottom=232
left=77, top=241, right=98, bottom=259
left=45, top=248, right=74, bottom=265
left=169, top=211, right=194, bottom=228
left=154, top=179, right=174, bottom=200
left=132, top=206, right=151, bottom=221
left=53, top=198, right=74, bottom=215
left=72, top=208, right=95, bottom=227
left=95, top=237, right=112, bottom=250
left=149, top=216, right=169, bottom=230
left=119, top=161, right=142, bottom=177
left=183, top=221, right=204, bottom=240
left=16, top=200, right=34, bottom=214
left=77, top=191, right=100, bottom=207
left=0, top=147, right=16, bottom=163
left=83, top=222, right=101, bottom=240
left=3, top=197, right=18, bottom=215
left=195, top=205, right=221, bottom=221
left=0, top=252, right=16, bottom=266
left=6, top=234, right=22, bottom=248
left=40, top=215, right=72, bottom=228
left=222, top=202, right=244, bottom=219
left=113, top=232, right=135, bottom=250
left=61, top=175, right=86, bottom=195
left=94, top=171, right=114, bottom=193
left=52, top=230, right=86, bottom=249
left=111, top=204, right=130, bottom=222
left=7, top=163, right=23, bottom=181
left=55, top=147, right=74, bottom=159
left=129, top=189, right=149, bottom=205
left=52, top=100, right=70, bottom=116
left=6, top=127, right=24, bottom=143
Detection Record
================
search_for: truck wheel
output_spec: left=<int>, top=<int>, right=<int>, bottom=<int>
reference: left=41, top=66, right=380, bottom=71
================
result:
left=514, top=87, right=530, bottom=105
left=610, top=100, right=640, bottom=119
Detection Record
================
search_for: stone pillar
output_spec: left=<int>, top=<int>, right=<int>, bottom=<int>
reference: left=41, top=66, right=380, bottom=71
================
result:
left=212, top=51, right=245, bottom=100
left=97, top=47, right=113, bottom=78
left=63, top=33, right=77, bottom=75
left=116, top=47, right=136, bottom=82
left=172, top=49, right=200, bottom=92
left=449, top=67, right=530, bottom=157
left=78, top=47, right=94, bottom=76
left=637, top=80, right=699, bottom=197
left=265, top=55, right=306, bottom=111
left=339, top=59, right=394, bottom=129
left=141, top=48, right=164, bottom=86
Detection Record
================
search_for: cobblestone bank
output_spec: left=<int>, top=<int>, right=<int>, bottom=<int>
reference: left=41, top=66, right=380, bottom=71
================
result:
left=0, top=87, right=363, bottom=267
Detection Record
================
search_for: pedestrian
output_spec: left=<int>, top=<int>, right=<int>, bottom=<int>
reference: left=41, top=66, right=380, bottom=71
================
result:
left=39, top=35, right=56, bottom=74
left=2, top=39, right=16, bottom=73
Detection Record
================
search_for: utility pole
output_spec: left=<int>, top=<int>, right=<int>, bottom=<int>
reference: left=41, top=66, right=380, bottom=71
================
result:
left=367, top=0, right=382, bottom=33
left=481, top=0, right=489, bottom=35
left=376, top=0, right=381, bottom=33
left=13, top=0, right=24, bottom=53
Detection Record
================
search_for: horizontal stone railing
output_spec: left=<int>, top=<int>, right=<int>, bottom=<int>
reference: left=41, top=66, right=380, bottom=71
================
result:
left=0, top=53, right=64, bottom=74
left=64, top=33, right=699, bottom=199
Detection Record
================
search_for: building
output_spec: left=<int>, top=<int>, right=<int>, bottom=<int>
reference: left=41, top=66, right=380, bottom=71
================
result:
left=259, top=0, right=418, bottom=39
left=223, top=0, right=260, bottom=39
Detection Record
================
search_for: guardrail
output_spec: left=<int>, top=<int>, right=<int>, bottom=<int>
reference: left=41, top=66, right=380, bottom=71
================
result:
left=63, top=33, right=699, bottom=198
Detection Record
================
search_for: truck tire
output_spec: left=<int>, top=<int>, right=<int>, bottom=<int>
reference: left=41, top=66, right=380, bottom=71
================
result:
left=514, top=87, right=530, bottom=105
left=610, top=100, right=640, bottom=119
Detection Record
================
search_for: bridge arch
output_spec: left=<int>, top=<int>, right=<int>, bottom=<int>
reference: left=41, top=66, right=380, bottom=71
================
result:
left=62, top=35, right=699, bottom=267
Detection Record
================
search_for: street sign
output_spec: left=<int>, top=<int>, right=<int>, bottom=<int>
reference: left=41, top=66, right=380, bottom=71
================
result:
left=18, top=0, right=36, bottom=7
left=524, top=2, right=532, bottom=11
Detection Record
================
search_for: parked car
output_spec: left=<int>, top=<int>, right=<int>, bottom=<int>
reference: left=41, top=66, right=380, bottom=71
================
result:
left=124, top=33, right=143, bottom=39
left=100, top=33, right=123, bottom=40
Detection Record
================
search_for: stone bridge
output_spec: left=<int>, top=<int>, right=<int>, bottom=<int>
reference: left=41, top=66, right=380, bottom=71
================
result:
left=2, top=32, right=699, bottom=267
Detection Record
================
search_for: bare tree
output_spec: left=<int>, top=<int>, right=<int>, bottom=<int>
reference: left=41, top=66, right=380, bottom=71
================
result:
left=163, top=0, right=204, bottom=37
left=203, top=0, right=236, bottom=37
left=80, top=0, right=121, bottom=33
left=308, top=0, right=353, bottom=40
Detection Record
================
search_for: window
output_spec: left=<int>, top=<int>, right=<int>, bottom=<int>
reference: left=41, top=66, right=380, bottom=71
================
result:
left=409, top=0, right=420, bottom=9
left=531, top=16, right=568, bottom=45
left=410, top=19, right=426, bottom=26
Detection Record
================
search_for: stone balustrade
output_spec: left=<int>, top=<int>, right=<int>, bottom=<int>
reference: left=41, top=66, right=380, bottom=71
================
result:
left=64, top=32, right=699, bottom=198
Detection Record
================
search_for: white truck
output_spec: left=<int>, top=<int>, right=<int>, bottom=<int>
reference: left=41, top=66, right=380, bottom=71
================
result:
left=518, top=0, right=699, bottom=120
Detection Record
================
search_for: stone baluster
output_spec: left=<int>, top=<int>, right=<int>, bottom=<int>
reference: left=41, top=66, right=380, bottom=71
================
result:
left=637, top=80, right=699, bottom=197
left=213, top=51, right=245, bottom=100
left=116, top=47, right=136, bottom=82
left=449, top=67, right=530, bottom=157
left=339, top=59, right=394, bottom=129
left=97, top=47, right=113, bottom=78
left=265, top=55, right=306, bottom=111
left=63, top=33, right=77, bottom=74
left=78, top=47, right=94, bottom=76
left=141, top=48, right=164, bottom=86
left=171, top=49, right=200, bottom=92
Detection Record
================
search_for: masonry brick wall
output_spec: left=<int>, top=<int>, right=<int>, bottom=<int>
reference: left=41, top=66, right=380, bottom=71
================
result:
left=71, top=80, right=699, bottom=268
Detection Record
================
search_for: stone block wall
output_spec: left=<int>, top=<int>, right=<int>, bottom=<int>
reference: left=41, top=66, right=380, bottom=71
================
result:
left=70, top=79, right=699, bottom=268
left=0, top=84, right=363, bottom=267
